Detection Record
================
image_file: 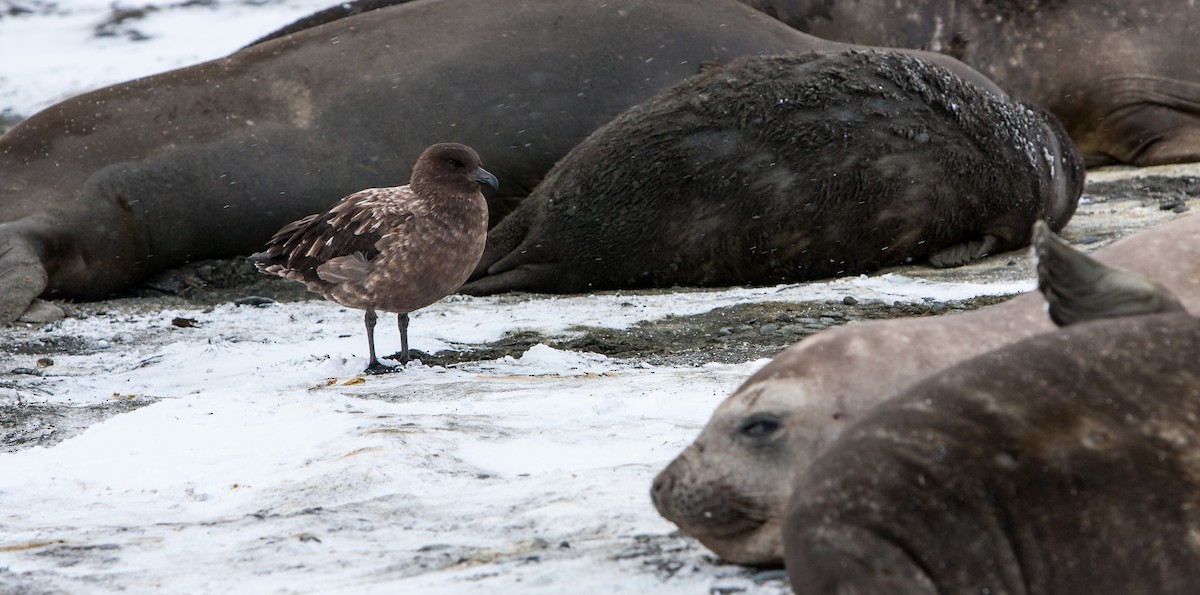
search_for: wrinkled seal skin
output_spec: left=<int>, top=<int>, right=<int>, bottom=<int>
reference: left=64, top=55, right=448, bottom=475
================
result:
left=740, top=0, right=1200, bottom=167
left=462, top=51, right=1082, bottom=295
left=783, top=313, right=1200, bottom=594
left=0, top=0, right=880, bottom=324
left=650, top=213, right=1200, bottom=566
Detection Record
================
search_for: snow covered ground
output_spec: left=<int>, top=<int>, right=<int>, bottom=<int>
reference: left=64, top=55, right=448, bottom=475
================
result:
left=1, top=219, right=1191, bottom=595
left=1, top=1, right=1197, bottom=593
left=0, top=273, right=1046, bottom=593
left=0, top=0, right=349, bottom=118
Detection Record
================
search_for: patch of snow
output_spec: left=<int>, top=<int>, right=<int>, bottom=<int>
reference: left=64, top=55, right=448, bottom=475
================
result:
left=0, top=0, right=342, bottom=116
left=0, top=269, right=1010, bottom=592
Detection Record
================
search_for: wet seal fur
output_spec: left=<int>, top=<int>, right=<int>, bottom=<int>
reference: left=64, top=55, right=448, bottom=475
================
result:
left=783, top=224, right=1200, bottom=593
left=2, top=0, right=880, bottom=324
left=740, top=0, right=1200, bottom=167
left=650, top=212, right=1200, bottom=566
left=462, top=50, right=1082, bottom=295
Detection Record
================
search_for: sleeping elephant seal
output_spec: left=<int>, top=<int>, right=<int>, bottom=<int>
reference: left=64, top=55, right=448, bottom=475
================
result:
left=650, top=212, right=1200, bottom=566
left=739, top=0, right=1200, bottom=167
left=3, top=0, right=905, bottom=324
left=461, top=50, right=1082, bottom=294
left=782, top=224, right=1200, bottom=593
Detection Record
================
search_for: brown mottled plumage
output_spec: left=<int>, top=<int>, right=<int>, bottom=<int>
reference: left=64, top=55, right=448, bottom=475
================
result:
left=250, top=143, right=497, bottom=373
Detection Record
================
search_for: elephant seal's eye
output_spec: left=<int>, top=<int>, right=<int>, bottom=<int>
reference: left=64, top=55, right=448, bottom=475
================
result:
left=739, top=416, right=781, bottom=439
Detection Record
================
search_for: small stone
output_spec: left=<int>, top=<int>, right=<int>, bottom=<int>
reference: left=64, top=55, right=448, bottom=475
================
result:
left=235, top=296, right=277, bottom=307
left=751, top=569, right=790, bottom=584
left=842, top=296, right=858, bottom=305
left=709, top=586, right=747, bottom=595
left=758, top=323, right=779, bottom=335
left=17, top=299, right=65, bottom=324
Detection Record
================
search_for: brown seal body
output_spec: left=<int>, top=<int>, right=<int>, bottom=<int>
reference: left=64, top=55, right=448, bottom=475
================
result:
left=783, top=243, right=1200, bottom=592
left=739, top=0, right=1200, bottom=167
left=250, top=143, right=495, bottom=373
left=462, top=50, right=1082, bottom=295
left=786, top=314, right=1200, bottom=593
left=2, top=0, right=888, bottom=324
left=651, top=212, right=1200, bottom=566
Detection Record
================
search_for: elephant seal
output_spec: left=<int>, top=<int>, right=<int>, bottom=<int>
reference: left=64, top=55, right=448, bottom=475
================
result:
left=783, top=225, right=1200, bottom=593
left=650, top=212, right=1200, bottom=566
left=739, top=0, right=1200, bottom=167
left=461, top=50, right=1082, bottom=294
left=0, top=0, right=1005, bottom=324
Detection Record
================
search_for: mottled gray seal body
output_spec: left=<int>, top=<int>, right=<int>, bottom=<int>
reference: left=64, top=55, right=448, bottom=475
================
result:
left=783, top=239, right=1200, bottom=592
left=740, top=0, right=1200, bottom=166
left=463, top=51, right=1082, bottom=295
left=650, top=212, right=1200, bottom=566
left=1, top=0, right=868, bottom=324
left=786, top=314, right=1200, bottom=593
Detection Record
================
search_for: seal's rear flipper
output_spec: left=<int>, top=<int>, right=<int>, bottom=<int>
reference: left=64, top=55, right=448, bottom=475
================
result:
left=1086, top=76, right=1200, bottom=166
left=458, top=263, right=562, bottom=295
left=928, top=235, right=998, bottom=268
left=0, top=227, right=50, bottom=325
left=468, top=203, right=536, bottom=282
left=1032, top=220, right=1185, bottom=326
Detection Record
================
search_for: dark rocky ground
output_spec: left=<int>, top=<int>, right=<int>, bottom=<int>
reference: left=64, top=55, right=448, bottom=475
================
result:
left=115, top=257, right=1017, bottom=366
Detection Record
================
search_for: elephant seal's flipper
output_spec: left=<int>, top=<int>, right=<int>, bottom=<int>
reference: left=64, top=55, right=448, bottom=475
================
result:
left=927, top=235, right=999, bottom=268
left=1032, top=220, right=1186, bottom=326
left=458, top=263, right=563, bottom=296
left=1085, top=75, right=1200, bottom=166
left=0, top=226, right=49, bottom=325
left=461, top=203, right=570, bottom=295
